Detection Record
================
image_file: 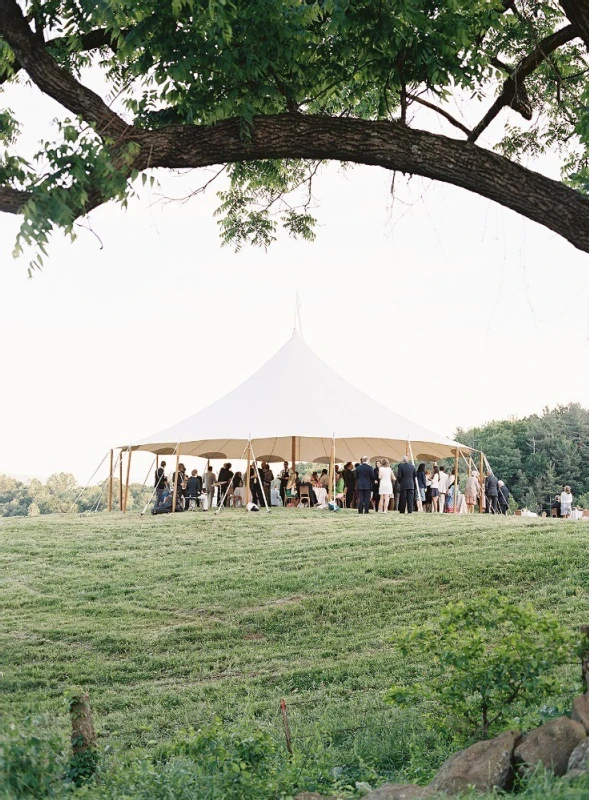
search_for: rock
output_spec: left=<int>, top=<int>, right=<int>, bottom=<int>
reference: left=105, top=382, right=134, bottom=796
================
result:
left=514, top=716, right=586, bottom=777
left=568, top=738, right=589, bottom=772
left=429, top=730, right=519, bottom=794
left=362, top=785, right=436, bottom=799
left=293, top=794, right=339, bottom=800
left=564, top=768, right=588, bottom=780
left=572, top=694, right=589, bottom=734
left=294, top=794, right=341, bottom=800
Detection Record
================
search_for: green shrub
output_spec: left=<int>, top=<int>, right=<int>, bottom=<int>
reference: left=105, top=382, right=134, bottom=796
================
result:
left=386, top=591, right=573, bottom=738
left=0, top=719, right=66, bottom=798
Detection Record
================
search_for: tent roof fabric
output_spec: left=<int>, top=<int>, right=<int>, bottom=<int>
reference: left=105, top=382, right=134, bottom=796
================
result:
left=127, top=333, right=469, bottom=463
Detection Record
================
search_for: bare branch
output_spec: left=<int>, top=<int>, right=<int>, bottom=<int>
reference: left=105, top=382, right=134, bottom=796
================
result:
left=469, top=23, right=579, bottom=142
left=407, top=94, right=471, bottom=136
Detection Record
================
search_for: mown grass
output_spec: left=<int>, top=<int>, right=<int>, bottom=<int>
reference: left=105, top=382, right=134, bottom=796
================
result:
left=2, top=511, right=589, bottom=796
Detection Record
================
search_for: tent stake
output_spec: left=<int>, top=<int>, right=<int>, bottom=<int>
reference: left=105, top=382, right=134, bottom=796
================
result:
left=123, top=448, right=132, bottom=513
left=108, top=449, right=113, bottom=512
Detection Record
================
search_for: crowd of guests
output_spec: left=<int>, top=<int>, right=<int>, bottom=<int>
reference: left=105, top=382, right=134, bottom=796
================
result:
left=150, top=457, right=516, bottom=515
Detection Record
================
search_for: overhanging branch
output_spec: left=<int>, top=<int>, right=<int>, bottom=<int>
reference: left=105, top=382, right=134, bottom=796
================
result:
left=0, top=0, right=129, bottom=137
left=560, top=0, right=589, bottom=51
left=469, top=23, right=579, bottom=142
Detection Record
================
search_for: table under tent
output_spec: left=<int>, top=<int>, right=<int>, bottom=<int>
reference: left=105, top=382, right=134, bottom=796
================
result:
left=109, top=332, right=489, bottom=513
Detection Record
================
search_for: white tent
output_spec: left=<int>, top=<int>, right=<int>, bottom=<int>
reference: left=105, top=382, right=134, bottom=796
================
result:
left=125, top=332, right=469, bottom=464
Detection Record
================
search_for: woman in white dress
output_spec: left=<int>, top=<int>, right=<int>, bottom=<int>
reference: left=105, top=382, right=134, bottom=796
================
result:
left=378, top=458, right=393, bottom=513
left=560, top=485, right=573, bottom=518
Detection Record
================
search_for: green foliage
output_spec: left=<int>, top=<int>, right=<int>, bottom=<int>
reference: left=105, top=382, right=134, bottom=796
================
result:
left=2, top=0, right=589, bottom=259
left=0, top=718, right=66, bottom=798
left=386, top=591, right=574, bottom=738
left=456, top=403, right=589, bottom=511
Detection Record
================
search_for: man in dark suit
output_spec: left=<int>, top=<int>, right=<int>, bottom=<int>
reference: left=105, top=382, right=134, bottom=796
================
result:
left=355, top=457, right=374, bottom=514
left=154, top=460, right=166, bottom=506
left=485, top=472, right=499, bottom=514
left=397, top=455, right=416, bottom=514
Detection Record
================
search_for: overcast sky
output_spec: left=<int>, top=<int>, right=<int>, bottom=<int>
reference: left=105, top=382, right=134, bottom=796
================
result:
left=1, top=75, right=588, bottom=484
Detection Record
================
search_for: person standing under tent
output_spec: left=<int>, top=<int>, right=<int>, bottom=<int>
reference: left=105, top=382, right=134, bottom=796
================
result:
left=355, top=457, right=374, bottom=514
left=438, top=466, right=449, bottom=513
left=416, top=463, right=427, bottom=505
left=262, top=462, right=274, bottom=507
left=217, top=462, right=234, bottom=507
left=185, top=470, right=203, bottom=510
left=154, top=460, right=167, bottom=506
left=497, top=480, right=509, bottom=515
left=172, top=463, right=187, bottom=505
left=560, top=485, right=573, bottom=518
left=372, top=460, right=381, bottom=511
left=485, top=471, right=499, bottom=514
left=397, top=455, right=416, bottom=514
left=278, top=461, right=290, bottom=505
left=233, top=472, right=245, bottom=507
left=203, top=465, right=217, bottom=508
left=430, top=465, right=440, bottom=512
left=465, top=470, right=480, bottom=513
left=377, top=458, right=393, bottom=513
left=249, top=463, right=265, bottom=507
left=343, top=462, right=355, bottom=509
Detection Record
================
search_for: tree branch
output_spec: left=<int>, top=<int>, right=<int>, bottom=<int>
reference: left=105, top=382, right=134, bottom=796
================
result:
left=0, top=184, right=30, bottom=213
left=0, top=0, right=130, bottom=137
left=407, top=94, right=471, bottom=136
left=469, top=23, right=579, bottom=142
left=3, top=114, right=589, bottom=255
left=0, top=27, right=128, bottom=86
left=560, top=0, right=589, bottom=51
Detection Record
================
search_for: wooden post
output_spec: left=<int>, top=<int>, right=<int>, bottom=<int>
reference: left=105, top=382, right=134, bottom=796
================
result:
left=328, top=438, right=336, bottom=501
left=453, top=449, right=459, bottom=512
left=479, top=451, right=484, bottom=513
left=245, top=446, right=251, bottom=505
left=280, top=698, right=293, bottom=755
left=580, top=625, right=589, bottom=693
left=123, top=448, right=132, bottom=513
left=119, top=450, right=123, bottom=511
left=291, top=435, right=296, bottom=480
left=171, top=448, right=181, bottom=513
left=108, top=449, right=113, bottom=512
left=69, top=690, right=97, bottom=782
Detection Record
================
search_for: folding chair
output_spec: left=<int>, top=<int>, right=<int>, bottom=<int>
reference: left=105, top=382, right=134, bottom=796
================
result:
left=299, top=486, right=311, bottom=508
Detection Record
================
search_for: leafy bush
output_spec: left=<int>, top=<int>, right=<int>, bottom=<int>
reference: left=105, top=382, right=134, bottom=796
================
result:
left=386, top=592, right=573, bottom=738
left=0, top=719, right=66, bottom=798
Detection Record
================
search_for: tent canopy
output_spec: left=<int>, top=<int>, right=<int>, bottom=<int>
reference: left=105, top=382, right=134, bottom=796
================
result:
left=126, top=333, right=469, bottom=463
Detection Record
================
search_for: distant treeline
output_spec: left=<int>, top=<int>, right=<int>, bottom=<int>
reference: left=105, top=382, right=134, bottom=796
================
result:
left=1, top=403, right=587, bottom=517
left=456, top=403, right=589, bottom=512
left=0, top=473, right=152, bottom=517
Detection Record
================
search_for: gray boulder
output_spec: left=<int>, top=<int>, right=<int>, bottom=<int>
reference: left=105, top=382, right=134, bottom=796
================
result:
left=514, top=716, right=586, bottom=776
left=429, top=730, right=519, bottom=794
left=572, top=694, right=589, bottom=734
left=362, top=785, right=436, bottom=799
left=568, top=738, right=589, bottom=772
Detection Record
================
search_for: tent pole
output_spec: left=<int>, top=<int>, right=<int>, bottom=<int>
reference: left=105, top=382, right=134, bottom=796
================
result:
left=328, top=435, right=335, bottom=502
left=291, top=436, right=296, bottom=484
left=245, top=447, right=251, bottom=505
left=453, top=449, right=459, bottom=513
left=108, top=449, right=113, bottom=512
left=123, top=448, right=132, bottom=513
left=171, top=446, right=181, bottom=514
left=119, top=450, right=123, bottom=511
left=479, top=451, right=484, bottom=513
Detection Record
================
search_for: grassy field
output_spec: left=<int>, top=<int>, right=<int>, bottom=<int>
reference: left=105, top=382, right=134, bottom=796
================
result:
left=2, top=511, right=589, bottom=797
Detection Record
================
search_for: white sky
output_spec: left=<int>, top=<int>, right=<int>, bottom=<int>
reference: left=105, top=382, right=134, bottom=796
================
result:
left=1, top=75, right=589, bottom=484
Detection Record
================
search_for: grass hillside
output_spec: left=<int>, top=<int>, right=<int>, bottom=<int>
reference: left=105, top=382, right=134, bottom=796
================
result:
left=2, top=511, right=589, bottom=798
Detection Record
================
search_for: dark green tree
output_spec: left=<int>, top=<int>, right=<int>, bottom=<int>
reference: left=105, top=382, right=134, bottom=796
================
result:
left=2, top=0, right=589, bottom=270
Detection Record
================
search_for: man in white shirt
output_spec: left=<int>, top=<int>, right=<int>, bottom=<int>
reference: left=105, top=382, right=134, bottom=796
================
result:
left=438, top=466, right=449, bottom=513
